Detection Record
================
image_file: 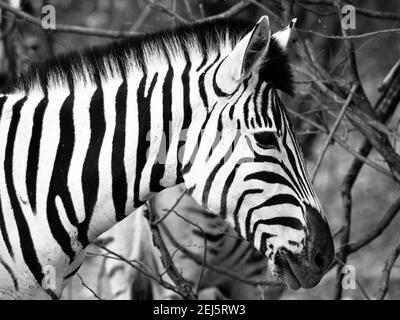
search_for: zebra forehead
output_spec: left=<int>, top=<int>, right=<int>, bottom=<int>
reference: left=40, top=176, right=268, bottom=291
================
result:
left=6, top=19, right=293, bottom=96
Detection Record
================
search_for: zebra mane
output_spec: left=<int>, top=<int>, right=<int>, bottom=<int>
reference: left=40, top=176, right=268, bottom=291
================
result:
left=7, top=19, right=293, bottom=95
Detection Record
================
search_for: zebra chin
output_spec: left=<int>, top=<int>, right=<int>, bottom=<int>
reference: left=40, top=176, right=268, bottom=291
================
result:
left=274, top=249, right=324, bottom=290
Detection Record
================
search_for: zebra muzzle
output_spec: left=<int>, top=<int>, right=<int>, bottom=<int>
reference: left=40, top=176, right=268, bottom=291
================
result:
left=275, top=205, right=334, bottom=290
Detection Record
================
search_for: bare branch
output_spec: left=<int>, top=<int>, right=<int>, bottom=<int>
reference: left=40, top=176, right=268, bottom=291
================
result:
left=145, top=0, right=189, bottom=24
left=311, top=84, right=358, bottom=182
left=296, top=27, right=400, bottom=40
left=76, top=274, right=103, bottom=300
left=288, top=109, right=394, bottom=178
left=94, top=242, right=184, bottom=298
left=0, top=0, right=140, bottom=38
left=196, top=0, right=252, bottom=23
left=148, top=205, right=197, bottom=300
left=296, top=0, right=400, bottom=22
left=166, top=208, right=207, bottom=295
left=376, top=238, right=400, bottom=299
left=150, top=190, right=187, bottom=226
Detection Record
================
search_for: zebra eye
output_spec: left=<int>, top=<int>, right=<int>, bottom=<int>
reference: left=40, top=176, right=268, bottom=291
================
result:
left=254, top=131, right=279, bottom=150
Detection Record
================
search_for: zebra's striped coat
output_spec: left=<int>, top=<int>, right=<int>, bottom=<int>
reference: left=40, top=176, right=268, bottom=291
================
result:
left=0, top=16, right=333, bottom=299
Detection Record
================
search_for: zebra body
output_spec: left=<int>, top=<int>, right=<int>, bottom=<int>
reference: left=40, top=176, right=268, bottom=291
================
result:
left=0, top=16, right=333, bottom=299
left=101, top=184, right=285, bottom=300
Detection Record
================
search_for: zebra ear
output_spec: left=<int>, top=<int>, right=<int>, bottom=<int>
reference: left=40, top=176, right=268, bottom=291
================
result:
left=220, top=16, right=272, bottom=82
left=272, top=18, right=297, bottom=50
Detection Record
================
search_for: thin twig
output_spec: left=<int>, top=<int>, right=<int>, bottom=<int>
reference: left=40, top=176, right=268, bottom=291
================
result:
left=150, top=190, right=187, bottom=226
left=167, top=208, right=208, bottom=295
left=0, top=0, right=141, bottom=38
left=182, top=0, right=196, bottom=20
left=196, top=0, right=252, bottom=23
left=347, top=195, right=400, bottom=254
left=296, top=27, right=400, bottom=40
left=312, top=84, right=358, bottom=182
left=130, top=5, right=153, bottom=32
left=288, top=109, right=394, bottom=178
left=94, top=242, right=183, bottom=297
left=76, top=274, right=103, bottom=300
left=376, top=239, right=400, bottom=300
left=145, top=0, right=189, bottom=24
left=296, top=0, right=400, bottom=22
left=148, top=204, right=197, bottom=300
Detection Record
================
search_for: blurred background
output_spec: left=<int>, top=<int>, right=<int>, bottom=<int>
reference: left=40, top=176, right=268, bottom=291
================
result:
left=1, top=0, right=400, bottom=300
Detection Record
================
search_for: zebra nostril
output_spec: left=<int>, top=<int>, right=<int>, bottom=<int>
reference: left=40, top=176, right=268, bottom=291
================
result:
left=311, top=251, right=330, bottom=273
left=304, top=204, right=334, bottom=273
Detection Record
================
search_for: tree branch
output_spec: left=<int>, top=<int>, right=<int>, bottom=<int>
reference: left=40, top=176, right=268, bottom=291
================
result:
left=376, top=238, right=400, bottom=299
left=311, top=84, right=358, bottom=182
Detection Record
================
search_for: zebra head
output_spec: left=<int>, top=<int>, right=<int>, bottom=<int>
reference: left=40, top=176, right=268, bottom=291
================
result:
left=182, top=17, right=334, bottom=289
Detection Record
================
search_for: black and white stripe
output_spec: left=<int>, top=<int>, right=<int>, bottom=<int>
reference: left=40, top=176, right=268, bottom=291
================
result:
left=0, top=16, right=332, bottom=299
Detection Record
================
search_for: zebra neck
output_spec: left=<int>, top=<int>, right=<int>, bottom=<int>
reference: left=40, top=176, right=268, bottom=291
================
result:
left=79, top=56, right=209, bottom=241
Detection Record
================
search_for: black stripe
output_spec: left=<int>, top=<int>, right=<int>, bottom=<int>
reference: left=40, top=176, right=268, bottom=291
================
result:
left=193, top=229, right=225, bottom=242
left=287, top=124, right=313, bottom=198
left=219, top=236, right=243, bottom=262
left=248, top=151, right=303, bottom=200
left=202, top=128, right=240, bottom=206
left=279, top=96, right=311, bottom=198
left=64, top=264, right=81, bottom=280
left=272, top=93, right=282, bottom=135
left=253, top=81, right=265, bottom=128
left=231, top=188, right=263, bottom=234
left=261, top=86, right=272, bottom=128
left=243, top=95, right=251, bottom=129
left=196, top=55, right=208, bottom=72
left=228, top=85, right=247, bottom=120
left=230, top=243, right=253, bottom=266
left=219, top=160, right=253, bottom=220
left=112, top=80, right=128, bottom=222
left=0, top=96, right=14, bottom=259
left=4, top=96, right=45, bottom=286
left=245, top=194, right=303, bottom=240
left=134, top=72, right=158, bottom=207
left=47, top=92, right=77, bottom=261
left=26, top=96, right=48, bottom=214
left=250, top=117, right=255, bottom=129
left=177, top=53, right=192, bottom=181
left=206, top=102, right=230, bottom=162
left=0, top=257, right=18, bottom=290
left=150, top=63, right=173, bottom=193
left=281, top=117, right=308, bottom=199
left=78, top=79, right=106, bottom=246
left=198, top=53, right=220, bottom=111
left=181, top=107, right=214, bottom=176
left=244, top=171, right=297, bottom=195
left=253, top=217, right=305, bottom=238
left=212, top=57, right=230, bottom=97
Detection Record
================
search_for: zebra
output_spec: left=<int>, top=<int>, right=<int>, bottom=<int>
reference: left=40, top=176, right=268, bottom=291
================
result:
left=0, top=15, right=334, bottom=299
left=99, top=184, right=285, bottom=300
